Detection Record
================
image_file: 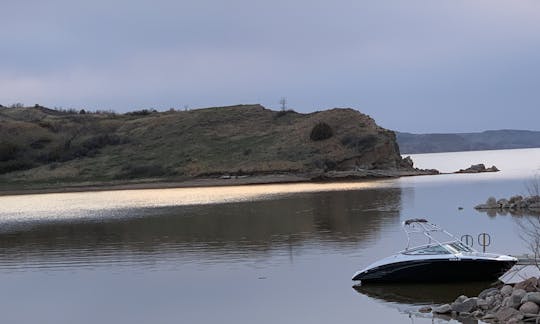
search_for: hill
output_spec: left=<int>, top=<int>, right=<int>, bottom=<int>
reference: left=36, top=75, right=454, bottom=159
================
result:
left=397, top=130, right=540, bottom=154
left=0, top=104, right=419, bottom=191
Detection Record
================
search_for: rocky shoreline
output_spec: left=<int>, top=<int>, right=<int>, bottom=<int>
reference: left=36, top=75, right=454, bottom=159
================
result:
left=475, top=195, right=540, bottom=215
left=424, top=277, right=540, bottom=323
left=0, top=168, right=439, bottom=196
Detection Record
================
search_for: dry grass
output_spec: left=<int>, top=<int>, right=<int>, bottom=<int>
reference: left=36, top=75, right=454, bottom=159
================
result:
left=0, top=104, right=402, bottom=188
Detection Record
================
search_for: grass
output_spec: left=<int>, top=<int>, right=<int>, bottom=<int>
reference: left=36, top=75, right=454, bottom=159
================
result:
left=0, top=104, right=402, bottom=188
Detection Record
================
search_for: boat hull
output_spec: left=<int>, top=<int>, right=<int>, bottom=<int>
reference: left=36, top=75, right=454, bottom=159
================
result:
left=353, top=258, right=516, bottom=283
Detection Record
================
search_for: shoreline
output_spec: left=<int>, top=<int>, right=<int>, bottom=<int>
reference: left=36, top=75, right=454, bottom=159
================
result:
left=0, top=169, right=437, bottom=197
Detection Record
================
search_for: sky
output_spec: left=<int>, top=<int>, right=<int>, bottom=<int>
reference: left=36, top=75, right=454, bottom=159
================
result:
left=1, top=0, right=540, bottom=133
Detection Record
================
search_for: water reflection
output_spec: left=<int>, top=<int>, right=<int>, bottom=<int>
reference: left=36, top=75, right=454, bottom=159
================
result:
left=0, top=188, right=402, bottom=271
left=354, top=282, right=492, bottom=305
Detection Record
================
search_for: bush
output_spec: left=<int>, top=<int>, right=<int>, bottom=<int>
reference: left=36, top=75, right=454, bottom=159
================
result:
left=310, top=122, right=333, bottom=141
left=0, top=142, right=20, bottom=161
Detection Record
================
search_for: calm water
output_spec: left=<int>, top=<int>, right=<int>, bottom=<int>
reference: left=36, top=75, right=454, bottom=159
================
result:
left=0, top=148, right=539, bottom=323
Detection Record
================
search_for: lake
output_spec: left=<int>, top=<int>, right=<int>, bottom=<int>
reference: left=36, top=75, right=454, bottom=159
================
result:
left=0, top=148, right=539, bottom=323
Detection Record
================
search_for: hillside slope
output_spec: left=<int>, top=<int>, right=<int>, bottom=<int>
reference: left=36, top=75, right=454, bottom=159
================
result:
left=397, top=130, right=540, bottom=154
left=0, top=105, right=413, bottom=189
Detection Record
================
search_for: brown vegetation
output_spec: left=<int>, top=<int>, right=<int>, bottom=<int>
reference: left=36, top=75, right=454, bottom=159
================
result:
left=0, top=104, right=410, bottom=190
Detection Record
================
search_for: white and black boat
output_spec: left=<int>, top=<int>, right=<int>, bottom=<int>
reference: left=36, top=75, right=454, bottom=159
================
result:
left=352, top=219, right=517, bottom=283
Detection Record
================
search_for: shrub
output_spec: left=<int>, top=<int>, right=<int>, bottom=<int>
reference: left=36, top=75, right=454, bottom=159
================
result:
left=310, top=122, right=333, bottom=141
left=0, top=142, right=20, bottom=161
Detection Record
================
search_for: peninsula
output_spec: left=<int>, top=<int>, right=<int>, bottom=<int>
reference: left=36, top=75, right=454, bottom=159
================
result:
left=0, top=104, right=433, bottom=193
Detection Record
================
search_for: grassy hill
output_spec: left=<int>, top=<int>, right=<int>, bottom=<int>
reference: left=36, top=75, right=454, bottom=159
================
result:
left=397, top=130, right=540, bottom=154
left=0, top=104, right=411, bottom=190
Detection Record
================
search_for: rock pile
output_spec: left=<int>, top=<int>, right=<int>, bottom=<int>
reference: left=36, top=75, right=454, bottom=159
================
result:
left=428, top=277, right=540, bottom=322
left=454, top=163, right=499, bottom=174
left=475, top=195, right=540, bottom=214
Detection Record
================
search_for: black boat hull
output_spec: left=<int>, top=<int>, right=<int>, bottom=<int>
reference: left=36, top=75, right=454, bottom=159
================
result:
left=353, top=259, right=516, bottom=283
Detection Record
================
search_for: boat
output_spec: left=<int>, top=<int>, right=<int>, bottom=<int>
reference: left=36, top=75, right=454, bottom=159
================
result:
left=352, top=218, right=517, bottom=283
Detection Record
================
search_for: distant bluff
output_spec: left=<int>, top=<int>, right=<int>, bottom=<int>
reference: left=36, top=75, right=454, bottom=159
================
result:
left=0, top=104, right=413, bottom=186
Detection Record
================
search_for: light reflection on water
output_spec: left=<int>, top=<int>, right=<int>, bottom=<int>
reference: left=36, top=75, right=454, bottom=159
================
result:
left=0, top=148, right=538, bottom=323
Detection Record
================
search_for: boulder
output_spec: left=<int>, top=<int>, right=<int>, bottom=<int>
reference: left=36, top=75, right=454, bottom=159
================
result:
left=514, top=277, right=538, bottom=292
left=522, top=292, right=540, bottom=304
left=504, top=289, right=526, bottom=309
left=475, top=196, right=500, bottom=210
left=451, top=297, right=477, bottom=313
left=501, top=285, right=513, bottom=296
left=455, top=295, right=468, bottom=303
left=471, top=310, right=484, bottom=318
left=519, top=301, right=540, bottom=314
left=530, top=202, right=540, bottom=211
left=509, top=195, right=524, bottom=204
left=497, top=198, right=509, bottom=208
left=495, top=307, right=523, bottom=322
left=433, top=304, right=452, bottom=314
left=482, top=313, right=496, bottom=321
left=476, top=298, right=489, bottom=310
left=478, top=287, right=499, bottom=299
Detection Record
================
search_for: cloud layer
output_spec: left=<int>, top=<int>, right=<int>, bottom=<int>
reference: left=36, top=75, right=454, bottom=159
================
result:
left=1, top=0, right=540, bottom=132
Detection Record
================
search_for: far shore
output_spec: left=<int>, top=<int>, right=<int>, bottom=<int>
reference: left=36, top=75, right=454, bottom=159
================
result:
left=0, top=169, right=438, bottom=197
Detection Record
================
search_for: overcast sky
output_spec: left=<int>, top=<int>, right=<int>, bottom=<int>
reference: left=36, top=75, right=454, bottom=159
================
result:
left=1, top=0, right=540, bottom=132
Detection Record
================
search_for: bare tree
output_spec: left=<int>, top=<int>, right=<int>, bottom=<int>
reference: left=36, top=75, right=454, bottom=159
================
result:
left=517, top=174, right=540, bottom=268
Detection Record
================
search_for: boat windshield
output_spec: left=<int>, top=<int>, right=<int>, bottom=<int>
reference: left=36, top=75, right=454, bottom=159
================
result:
left=444, top=241, right=474, bottom=253
left=404, top=245, right=451, bottom=255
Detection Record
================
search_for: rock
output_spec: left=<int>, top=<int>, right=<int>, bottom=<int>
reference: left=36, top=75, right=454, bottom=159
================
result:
left=522, top=292, right=540, bottom=304
left=515, top=277, right=539, bottom=292
left=497, top=198, right=509, bottom=208
left=433, top=304, right=452, bottom=314
left=501, top=285, right=513, bottom=296
left=455, top=295, right=468, bottom=303
left=519, top=301, right=540, bottom=314
left=459, top=311, right=471, bottom=317
left=400, top=156, right=413, bottom=169
left=479, top=287, right=499, bottom=299
left=512, top=288, right=527, bottom=299
left=495, top=307, right=523, bottom=322
left=418, top=306, right=432, bottom=313
left=486, top=296, right=496, bottom=308
left=530, top=202, right=540, bottom=211
left=471, top=310, right=484, bottom=318
left=483, top=313, right=496, bottom=320
left=475, top=196, right=500, bottom=210
left=476, top=298, right=489, bottom=310
left=452, top=297, right=478, bottom=313
left=509, top=195, right=523, bottom=204
left=503, top=289, right=526, bottom=309
left=455, top=163, right=500, bottom=174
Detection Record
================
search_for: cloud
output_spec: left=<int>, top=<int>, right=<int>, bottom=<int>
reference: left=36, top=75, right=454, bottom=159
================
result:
left=1, top=0, right=540, bottom=132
